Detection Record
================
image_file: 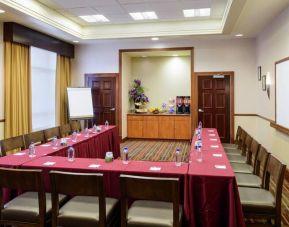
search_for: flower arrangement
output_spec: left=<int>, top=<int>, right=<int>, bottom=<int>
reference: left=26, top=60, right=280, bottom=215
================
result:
left=129, top=79, right=149, bottom=104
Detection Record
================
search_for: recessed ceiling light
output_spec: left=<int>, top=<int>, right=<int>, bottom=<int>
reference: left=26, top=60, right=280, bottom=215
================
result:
left=151, top=37, right=159, bottom=41
left=0, top=9, right=5, bottom=13
left=235, top=34, right=244, bottom=37
left=129, top=11, right=158, bottom=20
left=183, top=8, right=211, bottom=17
left=79, top=15, right=109, bottom=23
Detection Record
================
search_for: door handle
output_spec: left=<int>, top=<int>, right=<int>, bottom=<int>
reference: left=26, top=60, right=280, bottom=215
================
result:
left=110, top=108, right=116, bottom=111
left=198, top=108, right=204, bottom=113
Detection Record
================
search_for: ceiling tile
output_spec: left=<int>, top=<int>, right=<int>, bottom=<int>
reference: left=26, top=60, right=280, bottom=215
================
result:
left=93, top=4, right=125, bottom=14
left=180, top=0, right=212, bottom=9
left=63, top=7, right=99, bottom=16
left=122, top=3, right=153, bottom=12
left=149, top=2, right=182, bottom=11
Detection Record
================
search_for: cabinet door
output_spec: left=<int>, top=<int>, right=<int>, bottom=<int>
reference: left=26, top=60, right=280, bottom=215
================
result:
left=174, top=116, right=191, bottom=139
left=127, top=116, right=143, bottom=138
left=143, top=116, right=159, bottom=138
left=158, top=116, right=175, bottom=139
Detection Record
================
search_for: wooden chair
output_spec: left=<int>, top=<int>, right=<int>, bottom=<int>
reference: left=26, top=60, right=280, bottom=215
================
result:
left=24, top=130, right=46, bottom=148
left=239, top=155, right=286, bottom=227
left=225, top=129, right=247, bottom=154
left=44, top=127, right=60, bottom=142
left=50, top=171, right=118, bottom=227
left=228, top=134, right=253, bottom=163
left=120, top=174, right=182, bottom=227
left=70, top=120, right=81, bottom=133
left=235, top=146, right=270, bottom=188
left=231, top=138, right=260, bottom=174
left=60, top=124, right=72, bottom=137
left=222, top=126, right=242, bottom=149
left=0, top=168, right=65, bottom=227
left=0, top=135, right=25, bottom=156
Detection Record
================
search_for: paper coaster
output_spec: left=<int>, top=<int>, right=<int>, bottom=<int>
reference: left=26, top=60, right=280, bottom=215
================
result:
left=210, top=138, right=217, bottom=141
left=209, top=134, right=216, bottom=136
left=65, top=137, right=71, bottom=140
left=208, top=130, right=214, bottom=132
left=40, top=144, right=51, bottom=147
left=13, top=152, right=26, bottom=156
left=43, top=162, right=56, bottom=166
left=213, top=154, right=223, bottom=157
left=89, top=164, right=101, bottom=168
left=214, top=165, right=226, bottom=169
left=210, top=145, right=219, bottom=148
left=150, top=166, right=161, bottom=171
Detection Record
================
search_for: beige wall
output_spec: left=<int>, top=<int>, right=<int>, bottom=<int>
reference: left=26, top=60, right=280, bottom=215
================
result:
left=121, top=53, right=132, bottom=138
left=131, top=56, right=191, bottom=109
left=0, top=23, right=4, bottom=139
left=246, top=5, right=289, bottom=165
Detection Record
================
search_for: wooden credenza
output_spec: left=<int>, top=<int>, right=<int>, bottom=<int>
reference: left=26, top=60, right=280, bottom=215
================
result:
left=127, top=114, right=191, bottom=140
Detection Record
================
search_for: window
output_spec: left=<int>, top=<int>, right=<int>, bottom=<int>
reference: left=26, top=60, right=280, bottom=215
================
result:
left=31, top=47, right=57, bottom=131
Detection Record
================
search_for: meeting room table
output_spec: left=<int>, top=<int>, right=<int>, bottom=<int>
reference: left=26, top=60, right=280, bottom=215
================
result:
left=185, top=128, right=245, bottom=227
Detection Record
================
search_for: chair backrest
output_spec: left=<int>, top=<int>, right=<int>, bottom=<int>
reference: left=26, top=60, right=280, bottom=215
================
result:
left=235, top=126, right=242, bottom=145
left=0, top=135, right=25, bottom=155
left=60, top=124, right=72, bottom=137
left=264, top=155, right=286, bottom=219
left=120, top=174, right=180, bottom=227
left=247, top=138, right=260, bottom=166
left=24, top=130, right=45, bottom=148
left=70, top=120, right=81, bottom=132
left=254, top=146, right=270, bottom=184
left=0, top=168, right=46, bottom=226
left=44, top=127, right=60, bottom=142
left=238, top=129, right=247, bottom=149
left=49, top=171, right=106, bottom=227
left=241, top=133, right=252, bottom=156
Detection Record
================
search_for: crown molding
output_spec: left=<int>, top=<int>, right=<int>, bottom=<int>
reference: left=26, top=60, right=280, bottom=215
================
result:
left=0, top=0, right=233, bottom=40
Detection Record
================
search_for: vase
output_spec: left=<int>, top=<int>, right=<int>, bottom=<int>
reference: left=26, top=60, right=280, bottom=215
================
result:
left=134, top=102, right=142, bottom=109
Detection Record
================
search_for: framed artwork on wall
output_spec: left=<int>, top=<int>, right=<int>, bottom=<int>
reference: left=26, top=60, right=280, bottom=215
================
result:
left=258, top=66, right=262, bottom=81
left=262, top=75, right=266, bottom=90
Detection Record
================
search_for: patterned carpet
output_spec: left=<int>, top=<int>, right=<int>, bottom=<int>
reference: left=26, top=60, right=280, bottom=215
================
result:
left=120, top=140, right=191, bottom=162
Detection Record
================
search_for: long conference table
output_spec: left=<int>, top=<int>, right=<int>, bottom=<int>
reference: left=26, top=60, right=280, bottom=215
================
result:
left=0, top=127, right=245, bottom=227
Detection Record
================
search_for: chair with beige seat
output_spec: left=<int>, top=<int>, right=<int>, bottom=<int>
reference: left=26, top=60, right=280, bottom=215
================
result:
left=24, top=130, right=46, bottom=148
left=120, top=174, right=182, bottom=227
left=228, top=134, right=253, bottom=163
left=222, top=126, right=242, bottom=149
left=0, top=135, right=25, bottom=156
left=238, top=155, right=286, bottom=227
left=231, top=138, right=260, bottom=174
left=235, top=146, right=270, bottom=188
left=0, top=168, right=66, bottom=227
left=225, top=129, right=248, bottom=155
left=44, top=126, right=61, bottom=142
left=50, top=171, right=118, bottom=227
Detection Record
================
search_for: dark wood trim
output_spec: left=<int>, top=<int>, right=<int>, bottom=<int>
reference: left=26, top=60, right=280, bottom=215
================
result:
left=285, top=168, right=289, bottom=183
left=84, top=73, right=120, bottom=136
left=4, top=22, right=74, bottom=58
left=0, top=119, right=4, bottom=123
left=193, top=71, right=235, bottom=143
left=119, top=47, right=194, bottom=139
left=121, top=137, right=128, bottom=143
left=270, top=122, right=289, bottom=136
left=258, top=115, right=274, bottom=123
left=234, top=114, right=275, bottom=123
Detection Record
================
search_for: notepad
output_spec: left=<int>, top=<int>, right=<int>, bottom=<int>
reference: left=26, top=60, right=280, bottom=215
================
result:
left=150, top=167, right=161, bottom=171
left=214, top=165, right=226, bottom=169
left=213, top=154, right=223, bottom=157
left=89, top=164, right=101, bottom=168
left=13, top=152, right=26, bottom=156
left=43, top=162, right=56, bottom=166
left=40, top=144, right=51, bottom=147
left=210, top=138, right=217, bottom=141
left=210, top=145, right=219, bottom=148
left=209, top=134, right=216, bottom=136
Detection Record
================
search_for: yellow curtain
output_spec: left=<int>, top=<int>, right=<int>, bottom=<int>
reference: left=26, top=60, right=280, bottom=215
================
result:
left=56, top=55, right=71, bottom=125
left=4, top=42, right=31, bottom=138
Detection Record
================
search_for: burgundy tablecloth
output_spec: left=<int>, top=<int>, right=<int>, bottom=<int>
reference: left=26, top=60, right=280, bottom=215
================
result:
left=185, top=128, right=245, bottom=227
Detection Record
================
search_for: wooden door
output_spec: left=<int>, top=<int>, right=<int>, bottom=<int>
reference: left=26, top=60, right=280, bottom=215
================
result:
left=174, top=116, right=191, bottom=139
left=127, top=116, right=143, bottom=138
left=198, top=75, right=230, bottom=142
left=158, top=116, right=175, bottom=139
left=85, top=76, right=116, bottom=125
left=143, top=116, right=159, bottom=138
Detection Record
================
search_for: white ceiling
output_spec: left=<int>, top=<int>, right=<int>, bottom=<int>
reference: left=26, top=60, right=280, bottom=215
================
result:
left=0, top=0, right=288, bottom=43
